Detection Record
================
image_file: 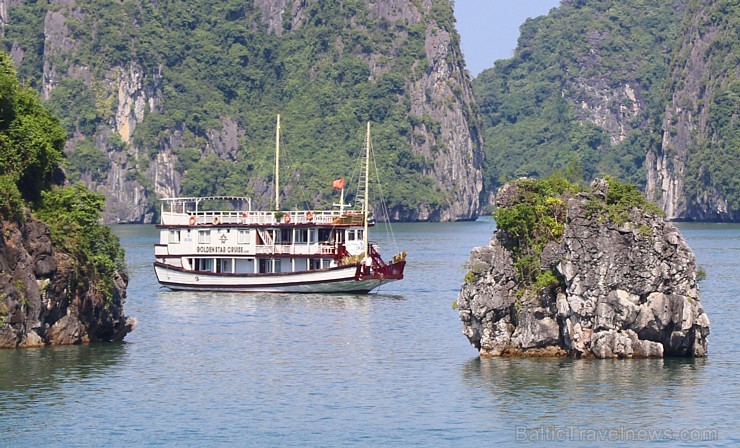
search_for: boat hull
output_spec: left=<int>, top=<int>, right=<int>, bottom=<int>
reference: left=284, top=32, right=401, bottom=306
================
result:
left=153, top=262, right=404, bottom=293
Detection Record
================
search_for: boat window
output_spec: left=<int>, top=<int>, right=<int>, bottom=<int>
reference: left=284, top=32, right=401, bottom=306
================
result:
left=198, top=230, right=211, bottom=244
left=347, top=230, right=355, bottom=241
left=217, top=259, right=232, bottom=274
left=168, top=230, right=181, bottom=243
left=259, top=258, right=273, bottom=273
left=237, top=229, right=251, bottom=244
left=274, top=259, right=282, bottom=273
left=357, top=229, right=363, bottom=240
left=322, top=259, right=332, bottom=269
left=318, top=229, right=332, bottom=243
left=194, top=258, right=212, bottom=272
left=295, top=229, right=308, bottom=243
left=280, top=228, right=292, bottom=244
left=310, top=259, right=321, bottom=270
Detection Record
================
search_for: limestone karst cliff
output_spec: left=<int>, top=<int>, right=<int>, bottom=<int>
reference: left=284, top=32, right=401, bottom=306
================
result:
left=457, top=178, right=710, bottom=358
left=646, top=0, right=739, bottom=221
left=1, top=0, right=483, bottom=223
left=474, top=0, right=738, bottom=222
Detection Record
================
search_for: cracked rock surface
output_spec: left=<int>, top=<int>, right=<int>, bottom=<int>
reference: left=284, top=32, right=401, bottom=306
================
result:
left=458, top=180, right=709, bottom=358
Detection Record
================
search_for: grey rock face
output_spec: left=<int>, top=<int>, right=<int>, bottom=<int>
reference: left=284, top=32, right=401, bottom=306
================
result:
left=21, top=0, right=482, bottom=223
left=0, top=218, right=135, bottom=349
left=458, top=181, right=710, bottom=358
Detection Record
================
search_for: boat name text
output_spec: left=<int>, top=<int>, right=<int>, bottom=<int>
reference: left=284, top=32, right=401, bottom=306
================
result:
left=197, top=246, right=245, bottom=254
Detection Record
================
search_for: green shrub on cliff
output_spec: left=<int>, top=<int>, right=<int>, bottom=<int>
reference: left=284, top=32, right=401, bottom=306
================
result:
left=493, top=176, right=580, bottom=292
left=493, top=176, right=579, bottom=257
left=586, top=177, right=664, bottom=224
left=0, top=52, right=66, bottom=210
left=0, top=51, right=126, bottom=303
left=36, top=184, right=126, bottom=301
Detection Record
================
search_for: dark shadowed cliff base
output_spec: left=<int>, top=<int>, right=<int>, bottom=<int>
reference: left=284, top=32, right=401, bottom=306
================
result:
left=458, top=179, right=709, bottom=358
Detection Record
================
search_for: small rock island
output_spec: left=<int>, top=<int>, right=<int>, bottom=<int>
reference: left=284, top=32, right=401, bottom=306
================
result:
left=457, top=178, right=710, bottom=358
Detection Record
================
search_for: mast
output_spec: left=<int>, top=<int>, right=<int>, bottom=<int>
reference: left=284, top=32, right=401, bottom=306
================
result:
left=275, top=114, right=280, bottom=210
left=363, top=121, right=370, bottom=257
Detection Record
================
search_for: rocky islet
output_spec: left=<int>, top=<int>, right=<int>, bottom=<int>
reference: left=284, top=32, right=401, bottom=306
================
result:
left=458, top=179, right=710, bottom=358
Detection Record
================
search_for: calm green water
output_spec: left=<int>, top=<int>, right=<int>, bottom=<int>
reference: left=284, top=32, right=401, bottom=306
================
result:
left=0, top=219, right=737, bottom=446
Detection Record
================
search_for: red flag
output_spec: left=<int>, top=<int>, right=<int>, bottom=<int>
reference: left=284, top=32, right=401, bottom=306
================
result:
left=332, top=178, right=345, bottom=189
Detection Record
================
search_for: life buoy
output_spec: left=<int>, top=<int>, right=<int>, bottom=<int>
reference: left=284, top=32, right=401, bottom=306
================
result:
left=189, top=216, right=196, bottom=226
left=283, top=213, right=291, bottom=223
left=306, top=211, right=314, bottom=222
left=241, top=212, right=247, bottom=219
left=212, top=216, right=220, bottom=225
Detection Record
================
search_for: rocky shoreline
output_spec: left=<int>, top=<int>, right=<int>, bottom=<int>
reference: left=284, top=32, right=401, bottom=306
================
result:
left=0, top=218, right=135, bottom=348
left=457, top=179, right=710, bottom=358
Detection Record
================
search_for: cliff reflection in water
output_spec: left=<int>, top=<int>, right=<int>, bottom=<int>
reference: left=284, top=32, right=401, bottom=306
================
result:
left=462, top=356, right=708, bottom=428
left=0, top=344, right=126, bottom=403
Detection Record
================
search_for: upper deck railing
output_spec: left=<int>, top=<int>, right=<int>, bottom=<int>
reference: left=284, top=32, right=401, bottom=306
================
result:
left=159, top=197, right=365, bottom=227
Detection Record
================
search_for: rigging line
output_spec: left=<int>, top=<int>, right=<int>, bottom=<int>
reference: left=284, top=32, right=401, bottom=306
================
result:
left=278, top=123, right=312, bottom=210
left=350, top=148, right=364, bottom=210
left=369, top=138, right=400, bottom=254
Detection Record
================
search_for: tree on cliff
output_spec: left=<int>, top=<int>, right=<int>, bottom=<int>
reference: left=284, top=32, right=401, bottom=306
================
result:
left=474, top=0, right=738, bottom=222
left=2, top=0, right=483, bottom=222
left=0, top=51, right=128, bottom=341
left=0, top=53, right=66, bottom=214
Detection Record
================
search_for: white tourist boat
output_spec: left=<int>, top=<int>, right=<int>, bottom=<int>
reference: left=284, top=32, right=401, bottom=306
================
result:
left=153, top=119, right=406, bottom=293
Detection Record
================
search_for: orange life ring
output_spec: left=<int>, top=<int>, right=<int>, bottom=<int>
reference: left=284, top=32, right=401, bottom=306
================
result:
left=241, top=212, right=247, bottom=219
left=212, top=216, right=220, bottom=225
left=189, top=216, right=196, bottom=226
left=283, top=213, right=291, bottom=223
left=306, top=211, right=314, bottom=221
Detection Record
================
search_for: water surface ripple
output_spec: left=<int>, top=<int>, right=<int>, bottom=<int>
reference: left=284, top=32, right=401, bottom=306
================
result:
left=1, top=220, right=737, bottom=446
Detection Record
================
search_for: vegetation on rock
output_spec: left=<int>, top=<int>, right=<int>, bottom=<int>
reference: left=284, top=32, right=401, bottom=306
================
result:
left=474, top=0, right=738, bottom=221
left=2, top=0, right=469, bottom=216
left=0, top=51, right=125, bottom=303
left=493, top=176, right=664, bottom=297
left=493, top=177, right=579, bottom=293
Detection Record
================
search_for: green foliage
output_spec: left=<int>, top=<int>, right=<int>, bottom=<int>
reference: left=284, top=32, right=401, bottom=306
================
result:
left=45, top=77, right=104, bottom=137
left=493, top=176, right=579, bottom=256
left=493, top=176, right=578, bottom=293
left=533, top=270, right=561, bottom=292
left=66, top=140, right=112, bottom=183
left=696, top=266, right=707, bottom=282
left=0, top=52, right=66, bottom=209
left=464, top=271, right=476, bottom=284
left=0, top=174, right=23, bottom=219
left=0, top=2, right=47, bottom=88
left=474, top=0, right=686, bottom=193
left=36, top=184, right=126, bottom=302
left=3, top=0, right=450, bottom=214
left=586, top=177, right=664, bottom=224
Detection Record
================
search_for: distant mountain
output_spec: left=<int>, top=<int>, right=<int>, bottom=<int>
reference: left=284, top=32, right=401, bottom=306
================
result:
left=1, top=0, right=483, bottom=223
left=474, top=0, right=738, bottom=221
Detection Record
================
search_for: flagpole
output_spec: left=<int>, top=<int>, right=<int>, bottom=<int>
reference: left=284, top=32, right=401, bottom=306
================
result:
left=340, top=187, right=345, bottom=214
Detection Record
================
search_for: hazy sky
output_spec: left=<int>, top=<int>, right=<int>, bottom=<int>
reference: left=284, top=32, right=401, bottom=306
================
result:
left=454, top=0, right=561, bottom=77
